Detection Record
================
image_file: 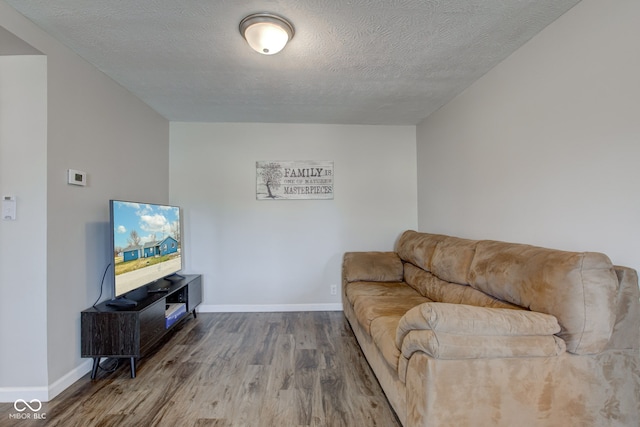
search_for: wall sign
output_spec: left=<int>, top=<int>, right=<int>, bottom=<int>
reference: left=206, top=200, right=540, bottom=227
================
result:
left=256, top=160, right=334, bottom=200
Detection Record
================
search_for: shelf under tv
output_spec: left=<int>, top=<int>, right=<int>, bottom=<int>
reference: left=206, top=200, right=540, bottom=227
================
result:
left=81, top=274, right=202, bottom=379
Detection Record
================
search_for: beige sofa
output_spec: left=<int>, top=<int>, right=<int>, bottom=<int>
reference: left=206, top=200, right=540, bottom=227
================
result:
left=342, top=230, right=639, bottom=426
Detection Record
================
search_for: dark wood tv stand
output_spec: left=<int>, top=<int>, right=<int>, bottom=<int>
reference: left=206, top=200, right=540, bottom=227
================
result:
left=81, top=274, right=202, bottom=379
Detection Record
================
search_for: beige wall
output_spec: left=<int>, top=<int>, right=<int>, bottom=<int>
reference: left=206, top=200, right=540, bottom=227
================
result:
left=416, top=0, right=640, bottom=274
left=0, top=55, right=48, bottom=391
left=0, top=2, right=169, bottom=401
left=170, top=122, right=418, bottom=311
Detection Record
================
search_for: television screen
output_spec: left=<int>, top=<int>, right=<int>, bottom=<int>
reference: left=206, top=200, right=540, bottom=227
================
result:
left=110, top=200, right=182, bottom=298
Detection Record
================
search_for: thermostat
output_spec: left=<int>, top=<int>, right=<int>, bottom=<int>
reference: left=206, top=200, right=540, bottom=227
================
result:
left=68, top=169, right=87, bottom=186
left=2, top=196, right=16, bottom=220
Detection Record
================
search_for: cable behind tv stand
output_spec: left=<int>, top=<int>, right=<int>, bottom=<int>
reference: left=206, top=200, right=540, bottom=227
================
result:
left=81, top=274, right=202, bottom=379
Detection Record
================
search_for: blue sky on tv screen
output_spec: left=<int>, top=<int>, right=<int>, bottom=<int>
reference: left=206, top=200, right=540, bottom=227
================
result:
left=113, top=201, right=180, bottom=249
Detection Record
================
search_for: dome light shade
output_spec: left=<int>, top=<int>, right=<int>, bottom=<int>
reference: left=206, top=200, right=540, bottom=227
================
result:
left=240, top=13, right=294, bottom=55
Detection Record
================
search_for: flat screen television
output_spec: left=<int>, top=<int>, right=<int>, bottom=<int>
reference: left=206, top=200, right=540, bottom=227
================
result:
left=108, top=199, right=183, bottom=306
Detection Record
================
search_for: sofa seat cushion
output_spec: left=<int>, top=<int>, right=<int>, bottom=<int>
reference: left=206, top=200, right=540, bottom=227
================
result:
left=353, top=295, right=430, bottom=334
left=370, top=315, right=403, bottom=371
left=345, top=281, right=422, bottom=305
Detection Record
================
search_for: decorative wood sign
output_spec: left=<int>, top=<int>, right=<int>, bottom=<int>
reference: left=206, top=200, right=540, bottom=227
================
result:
left=256, top=160, right=334, bottom=200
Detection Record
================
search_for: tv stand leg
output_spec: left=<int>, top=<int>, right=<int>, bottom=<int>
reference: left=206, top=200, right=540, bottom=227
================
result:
left=192, top=309, right=197, bottom=319
left=91, top=357, right=100, bottom=380
left=130, top=357, right=136, bottom=378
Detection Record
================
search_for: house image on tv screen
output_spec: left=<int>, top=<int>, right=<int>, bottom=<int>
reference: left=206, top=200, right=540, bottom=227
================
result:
left=123, top=236, right=179, bottom=262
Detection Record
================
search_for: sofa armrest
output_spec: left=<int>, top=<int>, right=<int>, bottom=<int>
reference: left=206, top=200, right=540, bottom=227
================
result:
left=396, top=303, right=565, bottom=359
left=343, top=251, right=404, bottom=283
left=400, top=330, right=566, bottom=359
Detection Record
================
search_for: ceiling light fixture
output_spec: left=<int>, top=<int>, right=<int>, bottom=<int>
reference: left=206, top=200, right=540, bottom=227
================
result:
left=239, top=13, right=294, bottom=55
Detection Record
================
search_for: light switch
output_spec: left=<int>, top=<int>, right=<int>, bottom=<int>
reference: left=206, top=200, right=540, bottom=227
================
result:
left=2, top=196, right=16, bottom=220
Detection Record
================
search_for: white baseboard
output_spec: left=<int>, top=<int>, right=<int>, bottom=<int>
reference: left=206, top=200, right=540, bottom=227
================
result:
left=0, top=359, right=92, bottom=403
left=47, top=359, right=92, bottom=401
left=198, top=303, right=343, bottom=313
left=0, top=386, right=48, bottom=404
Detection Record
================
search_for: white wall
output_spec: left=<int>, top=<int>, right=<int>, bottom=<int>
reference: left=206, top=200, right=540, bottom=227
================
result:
left=1, top=2, right=170, bottom=402
left=416, top=0, right=640, bottom=274
left=0, top=55, right=48, bottom=392
left=170, top=123, right=417, bottom=310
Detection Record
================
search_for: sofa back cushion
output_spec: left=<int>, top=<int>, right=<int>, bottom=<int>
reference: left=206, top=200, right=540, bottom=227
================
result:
left=397, top=231, right=481, bottom=285
left=469, top=240, right=617, bottom=355
left=396, top=231, right=619, bottom=355
left=395, top=232, right=448, bottom=273
left=404, top=264, right=522, bottom=310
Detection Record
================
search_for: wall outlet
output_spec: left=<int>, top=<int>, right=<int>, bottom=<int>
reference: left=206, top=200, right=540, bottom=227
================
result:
left=330, top=284, right=337, bottom=295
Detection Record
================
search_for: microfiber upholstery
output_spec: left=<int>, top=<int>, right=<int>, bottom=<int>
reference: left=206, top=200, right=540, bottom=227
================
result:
left=468, top=240, right=618, bottom=354
left=345, top=281, right=421, bottom=305
left=395, top=232, right=445, bottom=272
left=395, top=303, right=565, bottom=360
left=371, top=315, right=404, bottom=369
left=342, top=231, right=640, bottom=427
left=396, top=231, right=619, bottom=355
left=606, top=266, right=640, bottom=350
left=399, top=329, right=566, bottom=360
left=343, top=251, right=403, bottom=283
left=396, top=302, right=562, bottom=344
left=353, top=295, right=430, bottom=335
left=403, top=263, right=522, bottom=310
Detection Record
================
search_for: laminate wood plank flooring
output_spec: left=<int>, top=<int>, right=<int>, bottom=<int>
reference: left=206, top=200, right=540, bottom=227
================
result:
left=0, top=312, right=401, bottom=427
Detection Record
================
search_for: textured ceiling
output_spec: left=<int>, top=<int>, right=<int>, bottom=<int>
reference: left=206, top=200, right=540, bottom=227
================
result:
left=4, top=0, right=580, bottom=125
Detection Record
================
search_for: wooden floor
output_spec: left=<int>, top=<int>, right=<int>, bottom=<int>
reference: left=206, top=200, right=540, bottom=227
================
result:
left=0, top=312, right=401, bottom=427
